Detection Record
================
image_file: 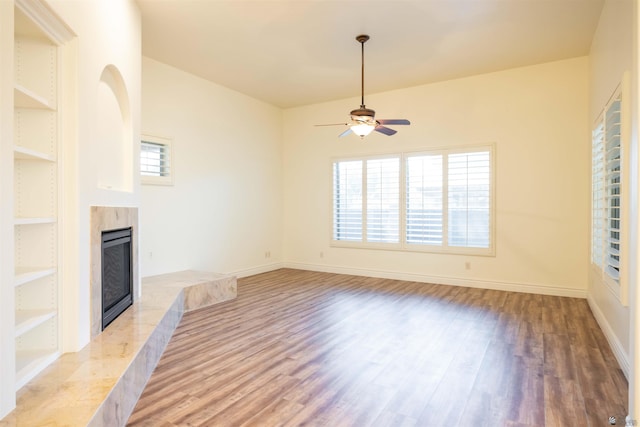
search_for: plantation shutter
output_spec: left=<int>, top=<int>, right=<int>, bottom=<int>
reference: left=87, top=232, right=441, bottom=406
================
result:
left=141, top=140, right=171, bottom=177
left=405, top=154, right=443, bottom=245
left=591, top=121, right=605, bottom=267
left=447, top=150, right=491, bottom=248
left=605, top=95, right=622, bottom=282
left=332, top=145, right=494, bottom=255
left=366, top=157, right=400, bottom=243
left=333, top=160, right=363, bottom=241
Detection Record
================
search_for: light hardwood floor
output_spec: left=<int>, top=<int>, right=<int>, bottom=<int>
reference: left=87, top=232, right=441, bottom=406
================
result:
left=127, top=269, right=628, bottom=426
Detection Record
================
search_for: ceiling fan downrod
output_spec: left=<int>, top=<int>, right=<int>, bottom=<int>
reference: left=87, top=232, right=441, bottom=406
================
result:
left=356, top=34, right=369, bottom=109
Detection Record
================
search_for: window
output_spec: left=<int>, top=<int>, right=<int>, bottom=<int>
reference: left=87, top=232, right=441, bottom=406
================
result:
left=405, top=149, right=491, bottom=249
left=367, top=157, right=400, bottom=243
left=406, top=153, right=443, bottom=245
left=141, top=134, right=173, bottom=185
left=592, top=88, right=623, bottom=292
left=333, top=160, right=362, bottom=241
left=332, top=157, right=400, bottom=244
left=591, top=121, right=605, bottom=270
left=447, top=151, right=491, bottom=248
left=332, top=145, right=494, bottom=255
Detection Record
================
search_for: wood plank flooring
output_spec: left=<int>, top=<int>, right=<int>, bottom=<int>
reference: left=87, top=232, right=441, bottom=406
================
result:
left=127, top=269, right=628, bottom=426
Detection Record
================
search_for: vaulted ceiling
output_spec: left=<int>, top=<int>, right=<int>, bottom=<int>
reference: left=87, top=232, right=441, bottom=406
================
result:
left=137, top=0, right=604, bottom=109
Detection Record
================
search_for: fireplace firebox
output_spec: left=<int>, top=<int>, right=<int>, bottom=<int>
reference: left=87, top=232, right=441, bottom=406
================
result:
left=101, top=227, right=133, bottom=330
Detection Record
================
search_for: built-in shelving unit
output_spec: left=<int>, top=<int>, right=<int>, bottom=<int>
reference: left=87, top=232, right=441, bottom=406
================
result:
left=14, top=145, right=55, bottom=162
left=14, top=217, right=56, bottom=225
left=14, top=266, right=56, bottom=286
left=14, top=84, right=55, bottom=110
left=13, top=5, right=61, bottom=391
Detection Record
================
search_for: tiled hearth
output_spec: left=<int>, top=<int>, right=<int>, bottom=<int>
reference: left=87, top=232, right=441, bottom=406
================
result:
left=0, top=271, right=237, bottom=426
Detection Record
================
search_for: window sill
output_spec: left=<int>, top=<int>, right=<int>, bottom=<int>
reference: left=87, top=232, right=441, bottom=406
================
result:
left=141, top=175, right=173, bottom=186
left=330, top=240, right=495, bottom=257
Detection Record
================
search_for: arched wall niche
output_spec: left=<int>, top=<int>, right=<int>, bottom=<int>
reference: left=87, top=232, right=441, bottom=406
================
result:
left=95, top=64, right=133, bottom=192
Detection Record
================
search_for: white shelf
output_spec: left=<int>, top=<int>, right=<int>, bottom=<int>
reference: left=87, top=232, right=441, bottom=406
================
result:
left=14, top=84, right=54, bottom=110
left=15, top=310, right=56, bottom=338
left=15, top=349, right=60, bottom=391
left=14, top=267, right=56, bottom=287
left=12, top=8, right=61, bottom=396
left=14, top=217, right=56, bottom=225
left=14, top=145, right=55, bottom=162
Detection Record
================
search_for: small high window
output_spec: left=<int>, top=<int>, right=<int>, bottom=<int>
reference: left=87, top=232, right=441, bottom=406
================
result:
left=141, top=134, right=173, bottom=185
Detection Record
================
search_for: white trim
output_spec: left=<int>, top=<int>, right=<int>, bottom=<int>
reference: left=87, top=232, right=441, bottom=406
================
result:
left=15, top=0, right=75, bottom=45
left=620, top=70, right=631, bottom=306
left=283, top=262, right=587, bottom=298
left=330, top=240, right=497, bottom=257
left=587, top=293, right=631, bottom=379
left=226, top=262, right=285, bottom=279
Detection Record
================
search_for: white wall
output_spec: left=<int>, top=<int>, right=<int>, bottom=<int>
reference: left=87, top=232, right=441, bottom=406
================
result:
left=46, top=0, right=142, bottom=351
left=283, top=57, right=590, bottom=296
left=630, top=1, right=640, bottom=419
left=0, top=0, right=15, bottom=418
left=140, top=57, right=283, bottom=278
left=590, top=1, right=634, bottom=121
left=588, top=0, right=633, bottom=373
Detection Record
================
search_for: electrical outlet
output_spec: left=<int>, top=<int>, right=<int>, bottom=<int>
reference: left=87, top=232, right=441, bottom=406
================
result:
left=320, top=251, right=324, bottom=258
left=465, top=262, right=471, bottom=270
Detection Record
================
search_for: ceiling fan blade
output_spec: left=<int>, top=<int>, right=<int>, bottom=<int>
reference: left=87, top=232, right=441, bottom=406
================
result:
left=374, top=125, right=397, bottom=136
left=339, top=128, right=353, bottom=138
left=315, top=123, right=349, bottom=127
left=377, top=119, right=410, bottom=126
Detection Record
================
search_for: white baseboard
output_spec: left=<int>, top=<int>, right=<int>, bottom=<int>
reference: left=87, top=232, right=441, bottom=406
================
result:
left=587, top=294, right=630, bottom=380
left=282, top=262, right=588, bottom=298
left=228, top=262, right=285, bottom=278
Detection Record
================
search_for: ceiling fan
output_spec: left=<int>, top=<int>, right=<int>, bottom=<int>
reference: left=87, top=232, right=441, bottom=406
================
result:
left=316, top=34, right=410, bottom=138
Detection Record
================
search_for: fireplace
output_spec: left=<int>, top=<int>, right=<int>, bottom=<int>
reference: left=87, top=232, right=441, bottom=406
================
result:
left=90, top=206, right=138, bottom=338
left=101, top=227, right=133, bottom=330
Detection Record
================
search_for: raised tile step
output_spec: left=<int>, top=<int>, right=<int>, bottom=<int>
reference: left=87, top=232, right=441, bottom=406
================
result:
left=143, top=270, right=237, bottom=312
left=0, top=270, right=237, bottom=427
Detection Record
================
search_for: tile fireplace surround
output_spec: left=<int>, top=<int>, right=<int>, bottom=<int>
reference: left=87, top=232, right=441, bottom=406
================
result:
left=0, top=206, right=238, bottom=425
left=90, top=206, right=140, bottom=339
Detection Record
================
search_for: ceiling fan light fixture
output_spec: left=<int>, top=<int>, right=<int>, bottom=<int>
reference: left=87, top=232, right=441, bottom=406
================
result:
left=351, top=123, right=375, bottom=137
left=314, top=34, right=410, bottom=138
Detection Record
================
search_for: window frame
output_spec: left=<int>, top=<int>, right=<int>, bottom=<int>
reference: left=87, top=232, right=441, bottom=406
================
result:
left=141, top=134, right=173, bottom=186
left=591, top=76, right=629, bottom=305
left=331, top=144, right=495, bottom=256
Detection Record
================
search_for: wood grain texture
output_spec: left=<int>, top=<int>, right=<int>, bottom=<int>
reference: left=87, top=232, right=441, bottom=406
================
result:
left=128, top=269, right=628, bottom=426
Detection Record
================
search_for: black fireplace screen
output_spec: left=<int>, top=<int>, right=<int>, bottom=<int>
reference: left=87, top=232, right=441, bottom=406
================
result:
left=101, top=227, right=133, bottom=330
